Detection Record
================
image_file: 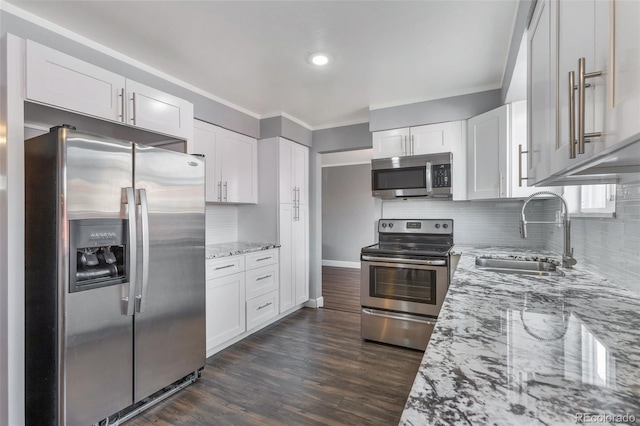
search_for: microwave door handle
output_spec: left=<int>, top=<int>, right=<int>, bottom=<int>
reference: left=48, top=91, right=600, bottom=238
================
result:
left=425, top=162, right=433, bottom=193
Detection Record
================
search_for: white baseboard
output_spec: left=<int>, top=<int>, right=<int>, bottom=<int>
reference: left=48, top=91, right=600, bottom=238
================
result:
left=305, top=296, right=324, bottom=309
left=322, top=259, right=361, bottom=269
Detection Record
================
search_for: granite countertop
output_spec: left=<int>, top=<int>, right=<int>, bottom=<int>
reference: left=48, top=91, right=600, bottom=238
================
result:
left=205, top=242, right=280, bottom=259
left=401, top=246, right=640, bottom=426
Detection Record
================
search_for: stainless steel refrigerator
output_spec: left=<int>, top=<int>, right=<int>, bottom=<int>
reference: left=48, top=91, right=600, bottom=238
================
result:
left=25, top=126, right=206, bottom=426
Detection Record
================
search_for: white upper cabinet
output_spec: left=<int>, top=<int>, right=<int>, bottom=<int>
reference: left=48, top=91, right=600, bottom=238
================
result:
left=411, top=122, right=456, bottom=155
left=279, top=138, right=309, bottom=206
left=25, top=40, right=193, bottom=139
left=191, top=120, right=257, bottom=204
left=528, top=0, right=639, bottom=184
left=124, top=80, right=193, bottom=139
left=372, top=128, right=410, bottom=158
left=468, top=102, right=561, bottom=200
left=26, top=39, right=125, bottom=122
left=467, top=105, right=508, bottom=199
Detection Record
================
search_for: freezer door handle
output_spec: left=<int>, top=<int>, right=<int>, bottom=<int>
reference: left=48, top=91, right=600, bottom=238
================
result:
left=124, top=187, right=137, bottom=316
left=136, top=188, right=150, bottom=313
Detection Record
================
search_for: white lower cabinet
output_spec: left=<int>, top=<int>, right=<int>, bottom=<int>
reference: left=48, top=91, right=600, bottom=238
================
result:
left=205, top=269, right=246, bottom=351
left=205, top=249, right=280, bottom=356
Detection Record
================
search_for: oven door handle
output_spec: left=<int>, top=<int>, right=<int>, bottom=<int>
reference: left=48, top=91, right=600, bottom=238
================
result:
left=362, top=308, right=437, bottom=325
left=361, top=255, right=446, bottom=266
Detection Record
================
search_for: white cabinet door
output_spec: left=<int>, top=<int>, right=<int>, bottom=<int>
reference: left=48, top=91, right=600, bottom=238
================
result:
left=126, top=79, right=194, bottom=139
left=279, top=140, right=295, bottom=204
left=607, top=0, right=640, bottom=150
left=192, top=121, right=221, bottom=202
left=411, top=122, right=454, bottom=155
left=217, top=129, right=258, bottom=203
left=25, top=39, right=125, bottom=122
left=205, top=272, right=246, bottom=352
left=527, top=0, right=556, bottom=185
left=467, top=105, right=508, bottom=200
left=372, top=128, right=410, bottom=159
left=292, top=142, right=309, bottom=206
left=278, top=204, right=295, bottom=312
left=294, top=204, right=309, bottom=306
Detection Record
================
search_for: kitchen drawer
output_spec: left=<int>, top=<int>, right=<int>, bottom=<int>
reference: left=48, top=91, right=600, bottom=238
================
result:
left=245, top=264, right=278, bottom=300
left=246, top=291, right=279, bottom=331
left=206, top=255, right=245, bottom=280
left=245, top=249, right=279, bottom=270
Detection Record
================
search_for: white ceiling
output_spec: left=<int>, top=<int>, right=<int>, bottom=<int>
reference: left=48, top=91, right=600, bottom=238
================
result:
left=5, top=1, right=520, bottom=129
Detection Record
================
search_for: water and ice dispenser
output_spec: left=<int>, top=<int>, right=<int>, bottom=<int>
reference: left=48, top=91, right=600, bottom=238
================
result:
left=69, top=219, right=129, bottom=292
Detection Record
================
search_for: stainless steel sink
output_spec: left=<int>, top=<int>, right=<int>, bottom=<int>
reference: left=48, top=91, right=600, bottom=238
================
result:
left=475, top=257, right=565, bottom=277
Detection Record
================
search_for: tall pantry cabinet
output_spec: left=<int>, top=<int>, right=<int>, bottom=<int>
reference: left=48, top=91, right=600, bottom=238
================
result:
left=238, top=137, right=309, bottom=313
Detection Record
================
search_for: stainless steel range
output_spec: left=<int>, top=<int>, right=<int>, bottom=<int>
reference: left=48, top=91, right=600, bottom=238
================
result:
left=360, top=219, right=455, bottom=350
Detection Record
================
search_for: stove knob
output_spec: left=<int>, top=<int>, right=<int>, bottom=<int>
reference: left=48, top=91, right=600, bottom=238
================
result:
left=388, top=223, right=394, bottom=228
left=435, top=224, right=440, bottom=229
left=443, top=223, right=449, bottom=229
left=381, top=223, right=387, bottom=228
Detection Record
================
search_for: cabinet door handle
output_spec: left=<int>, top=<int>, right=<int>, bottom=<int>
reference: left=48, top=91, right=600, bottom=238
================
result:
left=119, top=88, right=125, bottom=122
left=411, top=134, right=414, bottom=156
left=223, top=181, right=228, bottom=202
left=217, top=181, right=222, bottom=202
left=256, top=256, right=271, bottom=262
left=256, top=274, right=272, bottom=281
left=518, top=144, right=529, bottom=187
left=568, top=70, right=577, bottom=159
left=577, top=57, right=602, bottom=154
left=499, top=172, right=504, bottom=197
left=257, top=301, right=273, bottom=310
left=130, top=92, right=136, bottom=125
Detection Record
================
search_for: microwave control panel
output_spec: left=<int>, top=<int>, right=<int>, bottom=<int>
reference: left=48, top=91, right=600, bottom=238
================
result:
left=432, top=164, right=451, bottom=188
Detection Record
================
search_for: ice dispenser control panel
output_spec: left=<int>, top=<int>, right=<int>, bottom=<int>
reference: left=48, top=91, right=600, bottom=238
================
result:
left=69, top=219, right=128, bottom=293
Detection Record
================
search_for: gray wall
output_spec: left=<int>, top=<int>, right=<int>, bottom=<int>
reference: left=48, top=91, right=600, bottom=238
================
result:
left=369, top=89, right=502, bottom=132
left=322, top=164, right=375, bottom=263
left=0, top=9, right=260, bottom=138
left=544, top=179, right=640, bottom=294
left=260, top=116, right=313, bottom=147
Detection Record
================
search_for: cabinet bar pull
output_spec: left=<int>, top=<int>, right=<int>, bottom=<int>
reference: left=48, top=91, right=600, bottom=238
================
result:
left=256, top=257, right=271, bottom=262
left=569, top=70, right=577, bottom=159
left=131, top=92, right=136, bottom=125
left=256, top=274, right=272, bottom=281
left=257, top=302, right=272, bottom=310
left=410, top=134, right=414, bottom=156
left=214, top=264, right=235, bottom=271
left=577, top=57, right=602, bottom=154
left=223, top=181, right=228, bottom=202
left=217, top=181, right=222, bottom=202
left=518, top=144, right=529, bottom=187
left=119, top=88, right=125, bottom=122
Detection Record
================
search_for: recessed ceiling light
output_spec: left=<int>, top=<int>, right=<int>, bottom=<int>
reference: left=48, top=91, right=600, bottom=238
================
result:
left=308, top=53, right=330, bottom=66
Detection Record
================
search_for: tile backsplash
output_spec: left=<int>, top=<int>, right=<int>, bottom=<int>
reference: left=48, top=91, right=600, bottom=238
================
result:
left=205, top=204, right=238, bottom=245
left=544, top=181, right=640, bottom=294
left=382, top=199, right=546, bottom=248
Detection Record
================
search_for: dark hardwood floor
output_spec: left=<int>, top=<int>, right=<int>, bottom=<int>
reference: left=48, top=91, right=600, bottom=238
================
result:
left=321, top=266, right=361, bottom=314
left=124, top=308, right=423, bottom=426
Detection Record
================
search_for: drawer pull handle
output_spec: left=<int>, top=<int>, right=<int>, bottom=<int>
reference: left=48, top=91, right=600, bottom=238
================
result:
left=257, top=302, right=272, bottom=310
left=256, top=256, right=271, bottom=262
left=214, top=264, right=235, bottom=270
left=256, top=274, right=272, bottom=281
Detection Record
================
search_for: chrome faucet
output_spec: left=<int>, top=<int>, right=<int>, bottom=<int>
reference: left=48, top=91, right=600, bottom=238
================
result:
left=519, top=191, right=577, bottom=269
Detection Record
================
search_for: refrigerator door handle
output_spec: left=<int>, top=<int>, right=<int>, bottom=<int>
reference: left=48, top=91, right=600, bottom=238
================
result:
left=124, top=187, right=137, bottom=316
left=136, top=188, right=150, bottom=313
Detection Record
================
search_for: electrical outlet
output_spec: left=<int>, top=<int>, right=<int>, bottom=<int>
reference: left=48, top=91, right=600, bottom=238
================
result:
left=622, top=185, right=640, bottom=200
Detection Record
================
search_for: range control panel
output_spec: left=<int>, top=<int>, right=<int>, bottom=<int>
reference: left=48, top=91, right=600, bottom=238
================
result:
left=378, top=219, right=453, bottom=235
left=432, top=164, right=451, bottom=188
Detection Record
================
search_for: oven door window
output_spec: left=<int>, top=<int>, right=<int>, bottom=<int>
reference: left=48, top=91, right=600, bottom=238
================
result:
left=369, top=265, right=437, bottom=304
left=372, top=166, right=426, bottom=190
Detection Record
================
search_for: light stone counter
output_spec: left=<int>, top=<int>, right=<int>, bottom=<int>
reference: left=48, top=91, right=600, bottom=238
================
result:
left=401, top=247, right=640, bottom=426
left=205, top=242, right=279, bottom=259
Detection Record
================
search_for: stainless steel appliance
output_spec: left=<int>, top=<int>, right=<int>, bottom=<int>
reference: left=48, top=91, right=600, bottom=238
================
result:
left=25, top=126, right=206, bottom=426
left=371, top=152, right=453, bottom=199
left=361, top=219, right=454, bottom=350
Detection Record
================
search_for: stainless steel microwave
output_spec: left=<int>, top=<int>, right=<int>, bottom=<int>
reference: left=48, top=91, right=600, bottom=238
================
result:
left=371, top=152, right=453, bottom=199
